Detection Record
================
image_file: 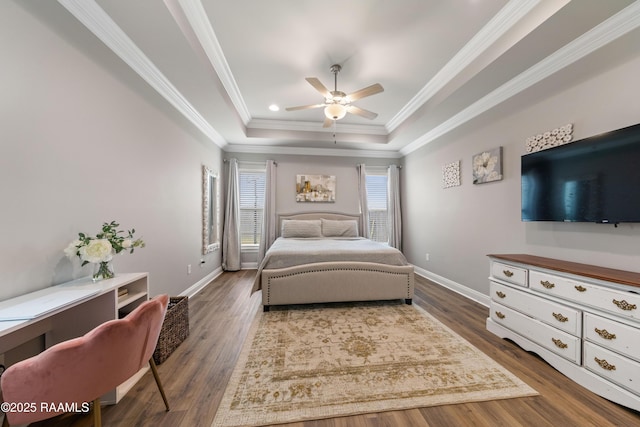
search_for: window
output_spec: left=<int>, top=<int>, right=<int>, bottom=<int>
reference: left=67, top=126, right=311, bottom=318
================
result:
left=239, top=168, right=265, bottom=248
left=365, top=172, right=388, bottom=243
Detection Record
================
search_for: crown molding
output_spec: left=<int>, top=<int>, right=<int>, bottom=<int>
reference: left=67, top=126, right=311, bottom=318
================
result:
left=57, top=0, right=228, bottom=148
left=56, top=0, right=639, bottom=159
left=224, top=144, right=403, bottom=159
left=386, top=0, right=542, bottom=132
left=400, top=1, right=640, bottom=156
left=173, top=0, right=251, bottom=125
left=247, top=118, right=388, bottom=136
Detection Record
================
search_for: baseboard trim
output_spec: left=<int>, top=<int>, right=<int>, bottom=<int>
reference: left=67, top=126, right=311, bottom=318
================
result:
left=181, top=266, right=223, bottom=298
left=194, top=264, right=489, bottom=308
left=413, top=266, right=490, bottom=307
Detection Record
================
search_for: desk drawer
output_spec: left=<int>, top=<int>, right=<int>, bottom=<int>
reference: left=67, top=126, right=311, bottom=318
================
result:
left=490, top=301, right=580, bottom=364
left=584, top=313, right=640, bottom=363
left=584, top=341, right=640, bottom=396
left=530, top=271, right=640, bottom=321
left=491, top=261, right=527, bottom=287
left=490, top=281, right=581, bottom=336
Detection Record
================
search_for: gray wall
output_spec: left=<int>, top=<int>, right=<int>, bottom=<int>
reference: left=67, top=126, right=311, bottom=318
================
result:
left=4, top=0, right=640, bottom=307
left=225, top=153, right=399, bottom=266
left=226, top=153, right=399, bottom=215
left=402, top=52, right=640, bottom=297
left=0, top=2, right=223, bottom=300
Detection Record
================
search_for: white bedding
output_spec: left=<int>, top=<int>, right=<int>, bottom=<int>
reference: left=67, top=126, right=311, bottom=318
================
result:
left=252, top=237, right=409, bottom=293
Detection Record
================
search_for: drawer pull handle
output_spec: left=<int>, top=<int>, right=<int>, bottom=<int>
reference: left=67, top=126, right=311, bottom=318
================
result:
left=574, top=285, right=587, bottom=292
left=594, top=357, right=616, bottom=371
left=552, top=312, right=568, bottom=323
left=540, top=280, right=555, bottom=289
left=612, top=299, right=637, bottom=311
left=495, top=291, right=506, bottom=299
left=551, top=338, right=567, bottom=349
left=503, top=270, right=514, bottom=278
left=495, top=311, right=505, bottom=319
left=594, top=328, right=616, bottom=340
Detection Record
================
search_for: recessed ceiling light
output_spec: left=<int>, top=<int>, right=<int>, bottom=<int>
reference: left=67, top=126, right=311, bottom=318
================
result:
left=269, top=104, right=280, bottom=112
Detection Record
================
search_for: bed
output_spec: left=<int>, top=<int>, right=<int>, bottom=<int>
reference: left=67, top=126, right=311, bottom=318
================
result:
left=251, top=212, right=414, bottom=311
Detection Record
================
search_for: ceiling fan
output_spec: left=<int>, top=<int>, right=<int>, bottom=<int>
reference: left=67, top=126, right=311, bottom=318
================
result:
left=286, top=64, right=384, bottom=127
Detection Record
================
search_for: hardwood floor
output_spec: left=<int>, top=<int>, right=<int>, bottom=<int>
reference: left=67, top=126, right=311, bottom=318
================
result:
left=27, top=271, right=640, bottom=426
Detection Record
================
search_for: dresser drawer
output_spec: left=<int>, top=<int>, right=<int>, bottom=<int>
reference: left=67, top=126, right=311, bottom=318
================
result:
left=584, top=341, right=640, bottom=396
left=491, top=261, right=527, bottom=287
left=530, top=270, right=640, bottom=321
left=584, top=313, right=640, bottom=363
left=490, top=281, right=581, bottom=336
left=490, top=301, right=580, bottom=363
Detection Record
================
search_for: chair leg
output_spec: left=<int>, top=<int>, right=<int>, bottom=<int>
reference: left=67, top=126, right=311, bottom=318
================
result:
left=148, top=358, right=170, bottom=411
left=93, top=397, right=101, bottom=427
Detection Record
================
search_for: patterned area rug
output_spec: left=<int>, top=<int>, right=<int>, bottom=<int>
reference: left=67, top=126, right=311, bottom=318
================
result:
left=212, top=302, right=537, bottom=427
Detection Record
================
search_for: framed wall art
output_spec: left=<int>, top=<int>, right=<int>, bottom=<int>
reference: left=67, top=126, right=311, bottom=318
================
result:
left=296, top=174, right=336, bottom=202
left=442, top=161, right=461, bottom=189
left=472, top=147, right=503, bottom=184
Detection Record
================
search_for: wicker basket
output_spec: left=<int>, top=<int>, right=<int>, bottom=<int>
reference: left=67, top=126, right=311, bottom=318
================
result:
left=153, top=296, right=189, bottom=364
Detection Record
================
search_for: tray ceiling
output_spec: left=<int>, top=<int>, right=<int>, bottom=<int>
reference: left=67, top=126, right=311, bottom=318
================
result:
left=49, top=0, right=640, bottom=156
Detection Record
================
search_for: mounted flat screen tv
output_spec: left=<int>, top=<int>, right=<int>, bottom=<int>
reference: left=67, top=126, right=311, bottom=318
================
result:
left=521, top=123, right=640, bottom=224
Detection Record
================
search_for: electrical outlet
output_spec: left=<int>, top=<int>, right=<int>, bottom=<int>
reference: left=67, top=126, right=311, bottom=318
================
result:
left=187, top=264, right=192, bottom=275
left=425, top=253, right=430, bottom=261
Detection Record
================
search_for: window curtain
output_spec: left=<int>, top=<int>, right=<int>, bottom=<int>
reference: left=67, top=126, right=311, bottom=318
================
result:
left=257, top=160, right=277, bottom=265
left=222, top=158, right=241, bottom=271
left=356, top=164, right=370, bottom=239
left=387, top=164, right=402, bottom=250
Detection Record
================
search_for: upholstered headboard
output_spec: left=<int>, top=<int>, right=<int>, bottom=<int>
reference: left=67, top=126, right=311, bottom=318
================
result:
left=277, top=212, right=363, bottom=238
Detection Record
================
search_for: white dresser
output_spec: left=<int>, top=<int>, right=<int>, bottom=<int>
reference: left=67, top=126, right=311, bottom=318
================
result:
left=486, top=254, right=640, bottom=411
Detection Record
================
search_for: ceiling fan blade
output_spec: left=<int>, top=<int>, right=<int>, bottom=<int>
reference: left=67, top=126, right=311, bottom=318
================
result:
left=285, top=103, right=325, bottom=111
left=346, top=83, right=384, bottom=102
left=306, top=77, right=331, bottom=98
left=346, top=105, right=378, bottom=120
left=323, top=117, right=334, bottom=128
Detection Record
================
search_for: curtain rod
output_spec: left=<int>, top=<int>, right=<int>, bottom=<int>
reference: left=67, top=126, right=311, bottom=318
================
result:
left=356, top=164, right=402, bottom=168
left=224, top=159, right=277, bottom=166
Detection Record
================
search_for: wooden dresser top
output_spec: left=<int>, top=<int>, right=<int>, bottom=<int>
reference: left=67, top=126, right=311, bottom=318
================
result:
left=488, top=254, right=640, bottom=289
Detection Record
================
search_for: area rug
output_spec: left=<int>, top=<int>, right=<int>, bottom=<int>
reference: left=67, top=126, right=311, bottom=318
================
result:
left=212, top=302, right=537, bottom=427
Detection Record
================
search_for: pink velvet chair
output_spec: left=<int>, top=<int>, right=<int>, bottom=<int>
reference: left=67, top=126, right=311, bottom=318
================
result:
left=0, top=294, right=171, bottom=427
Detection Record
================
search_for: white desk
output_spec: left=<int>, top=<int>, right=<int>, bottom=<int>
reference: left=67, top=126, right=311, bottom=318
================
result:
left=0, top=273, right=149, bottom=403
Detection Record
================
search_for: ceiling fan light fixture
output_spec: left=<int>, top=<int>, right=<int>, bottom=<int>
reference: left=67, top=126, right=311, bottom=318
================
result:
left=324, top=103, right=347, bottom=120
left=286, top=63, right=383, bottom=127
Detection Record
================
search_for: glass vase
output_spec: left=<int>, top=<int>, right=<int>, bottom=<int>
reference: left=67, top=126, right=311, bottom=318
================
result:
left=92, top=260, right=115, bottom=281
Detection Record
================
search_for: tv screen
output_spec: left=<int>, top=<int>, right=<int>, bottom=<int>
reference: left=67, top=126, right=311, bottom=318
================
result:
left=521, top=123, right=640, bottom=224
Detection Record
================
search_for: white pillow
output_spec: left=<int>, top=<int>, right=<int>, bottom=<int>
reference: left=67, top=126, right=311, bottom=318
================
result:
left=321, top=219, right=359, bottom=237
left=281, top=220, right=322, bottom=238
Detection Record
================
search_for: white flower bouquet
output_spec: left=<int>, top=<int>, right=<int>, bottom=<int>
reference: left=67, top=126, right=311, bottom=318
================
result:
left=65, top=221, right=145, bottom=281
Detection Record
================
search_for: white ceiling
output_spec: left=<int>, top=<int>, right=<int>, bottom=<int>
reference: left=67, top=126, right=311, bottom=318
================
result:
left=53, top=0, right=640, bottom=157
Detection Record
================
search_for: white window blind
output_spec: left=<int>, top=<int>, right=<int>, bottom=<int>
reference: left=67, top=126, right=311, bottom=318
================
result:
left=365, top=173, right=388, bottom=243
left=239, top=169, right=265, bottom=247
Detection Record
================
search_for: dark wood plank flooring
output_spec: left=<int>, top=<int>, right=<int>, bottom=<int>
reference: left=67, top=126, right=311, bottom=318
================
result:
left=24, top=271, right=640, bottom=426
